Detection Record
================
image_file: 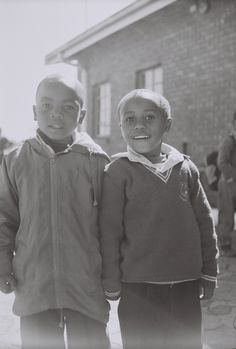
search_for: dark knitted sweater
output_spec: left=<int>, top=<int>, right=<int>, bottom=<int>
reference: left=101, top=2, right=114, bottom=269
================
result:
left=100, top=154, right=218, bottom=293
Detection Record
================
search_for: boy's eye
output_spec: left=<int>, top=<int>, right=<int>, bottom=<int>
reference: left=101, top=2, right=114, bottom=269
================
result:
left=41, top=103, right=51, bottom=110
left=124, top=116, right=135, bottom=123
left=144, top=113, right=156, bottom=121
left=64, top=105, right=75, bottom=112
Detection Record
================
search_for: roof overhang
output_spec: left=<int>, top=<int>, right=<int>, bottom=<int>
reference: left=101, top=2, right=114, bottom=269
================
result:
left=45, top=0, right=177, bottom=65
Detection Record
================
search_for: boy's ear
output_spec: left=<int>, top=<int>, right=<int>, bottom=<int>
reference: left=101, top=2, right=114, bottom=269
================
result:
left=78, top=109, right=86, bottom=124
left=33, top=105, right=37, bottom=121
left=165, top=118, right=172, bottom=133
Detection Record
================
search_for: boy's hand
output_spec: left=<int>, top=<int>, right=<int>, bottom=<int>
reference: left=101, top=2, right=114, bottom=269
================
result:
left=0, top=274, right=16, bottom=294
left=198, top=278, right=216, bottom=300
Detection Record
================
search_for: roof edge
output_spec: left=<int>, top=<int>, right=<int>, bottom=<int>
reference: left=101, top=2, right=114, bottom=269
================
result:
left=45, top=0, right=177, bottom=65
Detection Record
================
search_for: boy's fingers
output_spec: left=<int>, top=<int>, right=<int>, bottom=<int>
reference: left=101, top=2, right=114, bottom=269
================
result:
left=0, top=282, right=12, bottom=294
left=203, top=287, right=214, bottom=300
left=198, top=285, right=204, bottom=299
left=199, top=286, right=214, bottom=300
left=7, top=275, right=16, bottom=290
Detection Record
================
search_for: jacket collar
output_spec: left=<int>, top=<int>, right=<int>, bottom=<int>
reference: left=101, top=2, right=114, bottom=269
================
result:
left=111, top=143, right=185, bottom=173
left=27, top=130, right=109, bottom=159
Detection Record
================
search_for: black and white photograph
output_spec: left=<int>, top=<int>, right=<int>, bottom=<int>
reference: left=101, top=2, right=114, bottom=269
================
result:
left=0, top=0, right=236, bottom=348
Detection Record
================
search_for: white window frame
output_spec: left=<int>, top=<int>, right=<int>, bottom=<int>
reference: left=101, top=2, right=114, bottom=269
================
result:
left=137, top=65, right=163, bottom=94
left=97, top=82, right=111, bottom=137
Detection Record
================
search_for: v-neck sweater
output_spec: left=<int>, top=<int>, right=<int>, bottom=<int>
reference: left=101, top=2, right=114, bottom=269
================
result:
left=100, top=156, right=218, bottom=293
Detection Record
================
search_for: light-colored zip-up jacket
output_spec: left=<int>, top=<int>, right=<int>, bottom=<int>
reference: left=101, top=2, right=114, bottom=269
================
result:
left=0, top=131, right=110, bottom=323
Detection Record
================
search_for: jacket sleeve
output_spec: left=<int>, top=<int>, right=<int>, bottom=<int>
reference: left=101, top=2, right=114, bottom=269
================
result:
left=188, top=161, right=219, bottom=279
left=0, top=156, right=19, bottom=277
left=99, top=168, right=125, bottom=294
left=217, top=136, right=236, bottom=180
left=93, top=155, right=110, bottom=206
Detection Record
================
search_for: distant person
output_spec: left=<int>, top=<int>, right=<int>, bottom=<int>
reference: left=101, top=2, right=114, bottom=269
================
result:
left=0, top=74, right=110, bottom=349
left=217, top=111, right=236, bottom=257
left=0, top=128, right=13, bottom=163
left=100, top=89, right=218, bottom=349
left=205, top=150, right=221, bottom=192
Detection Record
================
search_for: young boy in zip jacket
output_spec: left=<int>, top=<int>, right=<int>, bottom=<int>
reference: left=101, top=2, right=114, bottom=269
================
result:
left=0, top=74, right=110, bottom=349
left=99, top=89, right=218, bottom=349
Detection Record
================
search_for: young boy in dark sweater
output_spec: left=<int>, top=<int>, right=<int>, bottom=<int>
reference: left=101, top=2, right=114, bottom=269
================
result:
left=99, top=89, right=218, bottom=349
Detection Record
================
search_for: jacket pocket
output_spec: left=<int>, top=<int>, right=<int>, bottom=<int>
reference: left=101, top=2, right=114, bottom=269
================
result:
left=12, top=240, right=27, bottom=286
left=87, top=248, right=104, bottom=295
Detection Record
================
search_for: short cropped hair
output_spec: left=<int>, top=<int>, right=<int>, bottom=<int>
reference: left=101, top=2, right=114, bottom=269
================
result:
left=36, top=73, right=85, bottom=107
left=117, top=89, right=171, bottom=120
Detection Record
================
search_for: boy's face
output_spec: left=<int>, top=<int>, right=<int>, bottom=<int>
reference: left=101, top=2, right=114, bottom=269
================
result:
left=33, top=80, right=85, bottom=141
left=120, top=97, right=171, bottom=161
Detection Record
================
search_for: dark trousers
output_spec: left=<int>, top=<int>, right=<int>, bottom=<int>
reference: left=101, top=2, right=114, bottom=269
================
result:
left=118, top=281, right=202, bottom=349
left=218, top=178, right=236, bottom=247
left=20, top=308, right=110, bottom=349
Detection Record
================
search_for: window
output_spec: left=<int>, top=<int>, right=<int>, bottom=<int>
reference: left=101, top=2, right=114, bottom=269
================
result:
left=93, top=82, right=111, bottom=137
left=136, top=66, right=163, bottom=94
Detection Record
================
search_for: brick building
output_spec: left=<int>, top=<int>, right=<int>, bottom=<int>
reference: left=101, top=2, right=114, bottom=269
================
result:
left=46, top=0, right=236, bottom=168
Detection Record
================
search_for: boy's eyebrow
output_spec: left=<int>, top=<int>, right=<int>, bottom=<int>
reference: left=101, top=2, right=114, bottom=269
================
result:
left=61, top=99, right=80, bottom=104
left=143, top=108, right=157, bottom=112
left=123, top=111, right=135, bottom=115
left=123, top=108, right=157, bottom=115
left=39, top=97, right=79, bottom=104
left=39, top=96, right=53, bottom=101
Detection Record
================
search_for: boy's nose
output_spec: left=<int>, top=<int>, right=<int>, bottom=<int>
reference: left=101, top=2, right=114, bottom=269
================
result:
left=49, top=110, right=63, bottom=120
left=134, top=122, right=145, bottom=129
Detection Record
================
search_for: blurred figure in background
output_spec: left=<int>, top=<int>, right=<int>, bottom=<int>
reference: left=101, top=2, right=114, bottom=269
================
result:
left=217, top=111, right=236, bottom=257
left=205, top=150, right=221, bottom=193
left=0, top=128, right=13, bottom=163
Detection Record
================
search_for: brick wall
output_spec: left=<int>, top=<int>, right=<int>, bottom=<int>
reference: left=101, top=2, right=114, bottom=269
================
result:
left=76, top=0, right=236, bottom=167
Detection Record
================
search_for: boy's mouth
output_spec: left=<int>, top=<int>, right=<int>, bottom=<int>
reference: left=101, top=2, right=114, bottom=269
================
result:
left=132, top=135, right=150, bottom=140
left=48, top=124, right=64, bottom=129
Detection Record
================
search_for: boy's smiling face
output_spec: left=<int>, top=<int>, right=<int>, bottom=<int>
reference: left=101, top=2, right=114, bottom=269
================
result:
left=120, top=97, right=171, bottom=162
left=33, top=80, right=85, bottom=142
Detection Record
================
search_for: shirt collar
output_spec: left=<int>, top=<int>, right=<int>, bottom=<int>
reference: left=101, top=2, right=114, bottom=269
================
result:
left=112, top=143, right=185, bottom=173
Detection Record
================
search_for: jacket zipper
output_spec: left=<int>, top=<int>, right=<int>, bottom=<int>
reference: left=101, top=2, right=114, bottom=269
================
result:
left=49, top=154, right=62, bottom=309
left=49, top=147, right=72, bottom=309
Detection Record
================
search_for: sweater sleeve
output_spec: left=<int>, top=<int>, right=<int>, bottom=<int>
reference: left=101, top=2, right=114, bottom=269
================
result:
left=188, top=161, right=219, bottom=279
left=0, top=156, right=19, bottom=277
left=217, top=136, right=236, bottom=180
left=99, top=166, right=125, bottom=294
